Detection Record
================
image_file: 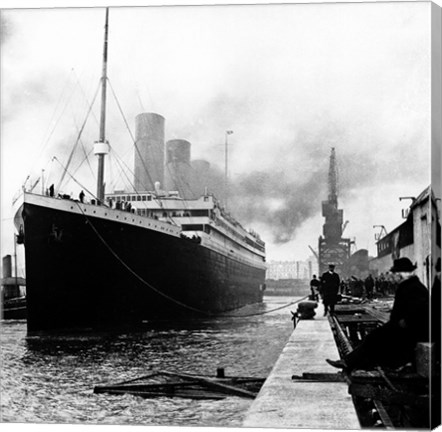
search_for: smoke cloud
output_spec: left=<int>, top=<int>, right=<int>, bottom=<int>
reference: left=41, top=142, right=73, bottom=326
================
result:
left=230, top=170, right=326, bottom=244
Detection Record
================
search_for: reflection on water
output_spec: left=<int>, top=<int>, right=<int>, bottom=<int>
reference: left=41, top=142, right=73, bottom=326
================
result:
left=1, top=296, right=299, bottom=426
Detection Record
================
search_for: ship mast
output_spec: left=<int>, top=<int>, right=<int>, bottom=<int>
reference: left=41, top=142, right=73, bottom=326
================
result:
left=94, top=7, right=110, bottom=203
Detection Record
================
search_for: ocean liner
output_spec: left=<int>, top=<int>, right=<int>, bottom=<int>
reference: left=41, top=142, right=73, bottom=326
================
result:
left=12, top=9, right=266, bottom=333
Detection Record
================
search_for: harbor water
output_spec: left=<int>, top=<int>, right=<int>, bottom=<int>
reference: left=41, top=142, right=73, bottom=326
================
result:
left=1, top=295, right=300, bottom=426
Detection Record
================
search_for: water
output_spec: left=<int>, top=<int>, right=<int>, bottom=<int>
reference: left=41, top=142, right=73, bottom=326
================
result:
left=1, top=296, right=299, bottom=427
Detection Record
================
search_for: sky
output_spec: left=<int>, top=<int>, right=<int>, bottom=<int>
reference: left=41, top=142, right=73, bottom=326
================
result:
left=0, top=1, right=436, bottom=268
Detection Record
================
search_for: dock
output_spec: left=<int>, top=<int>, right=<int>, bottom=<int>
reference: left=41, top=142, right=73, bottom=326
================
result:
left=243, top=302, right=361, bottom=429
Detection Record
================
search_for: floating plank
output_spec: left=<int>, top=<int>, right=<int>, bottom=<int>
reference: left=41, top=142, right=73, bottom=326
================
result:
left=94, top=370, right=264, bottom=400
left=159, top=370, right=258, bottom=398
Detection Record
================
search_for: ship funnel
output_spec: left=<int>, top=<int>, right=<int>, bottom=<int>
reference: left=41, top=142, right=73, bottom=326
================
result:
left=164, top=139, right=192, bottom=198
left=134, top=113, right=165, bottom=192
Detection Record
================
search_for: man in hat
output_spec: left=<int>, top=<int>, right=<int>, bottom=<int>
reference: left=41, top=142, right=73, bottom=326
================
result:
left=326, top=257, right=429, bottom=371
left=321, top=264, right=340, bottom=316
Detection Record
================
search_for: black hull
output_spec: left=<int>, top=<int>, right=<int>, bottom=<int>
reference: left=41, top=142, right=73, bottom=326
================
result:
left=22, top=202, right=265, bottom=332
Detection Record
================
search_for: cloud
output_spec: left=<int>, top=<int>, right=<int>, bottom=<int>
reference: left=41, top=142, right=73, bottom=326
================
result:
left=0, top=14, right=12, bottom=46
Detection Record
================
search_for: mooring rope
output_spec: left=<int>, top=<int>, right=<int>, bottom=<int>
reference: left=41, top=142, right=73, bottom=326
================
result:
left=76, top=202, right=306, bottom=318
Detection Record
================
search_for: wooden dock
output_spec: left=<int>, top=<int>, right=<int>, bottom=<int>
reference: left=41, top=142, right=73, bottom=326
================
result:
left=243, top=302, right=361, bottom=429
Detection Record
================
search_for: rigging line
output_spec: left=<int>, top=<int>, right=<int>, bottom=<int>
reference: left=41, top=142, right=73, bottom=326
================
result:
left=72, top=68, right=100, bottom=127
left=79, top=137, right=96, bottom=181
left=112, top=153, right=140, bottom=195
left=57, top=79, right=101, bottom=195
left=32, top=70, right=77, bottom=168
left=69, top=106, right=96, bottom=182
left=108, top=153, right=127, bottom=191
left=163, top=162, right=196, bottom=226
left=107, top=79, right=158, bottom=196
left=106, top=145, right=142, bottom=193
left=76, top=201, right=296, bottom=318
left=221, top=296, right=309, bottom=318
left=70, top=147, right=94, bottom=180
left=53, top=157, right=100, bottom=203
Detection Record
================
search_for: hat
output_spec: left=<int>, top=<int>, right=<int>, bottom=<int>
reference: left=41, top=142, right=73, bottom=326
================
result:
left=390, top=257, right=417, bottom=273
left=436, top=258, right=441, bottom=272
left=328, top=264, right=335, bottom=269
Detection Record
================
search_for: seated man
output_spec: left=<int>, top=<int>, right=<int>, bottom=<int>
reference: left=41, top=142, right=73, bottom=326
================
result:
left=326, top=257, right=429, bottom=371
left=309, top=274, right=321, bottom=301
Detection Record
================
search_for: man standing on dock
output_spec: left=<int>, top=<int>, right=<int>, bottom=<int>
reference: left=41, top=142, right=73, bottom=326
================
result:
left=321, top=264, right=340, bottom=316
left=326, top=257, right=429, bottom=372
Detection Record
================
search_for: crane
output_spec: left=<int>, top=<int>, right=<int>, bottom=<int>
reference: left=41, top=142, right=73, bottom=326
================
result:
left=308, top=245, right=319, bottom=259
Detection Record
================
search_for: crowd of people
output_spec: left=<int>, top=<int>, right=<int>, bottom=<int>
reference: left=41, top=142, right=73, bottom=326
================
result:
left=310, top=271, right=403, bottom=302
left=340, top=273, right=401, bottom=298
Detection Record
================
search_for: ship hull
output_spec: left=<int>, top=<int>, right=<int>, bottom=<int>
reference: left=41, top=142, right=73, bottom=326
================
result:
left=21, top=200, right=265, bottom=332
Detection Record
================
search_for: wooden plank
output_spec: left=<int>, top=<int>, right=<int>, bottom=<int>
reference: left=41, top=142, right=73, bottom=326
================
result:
left=98, top=388, right=226, bottom=400
left=159, top=370, right=258, bottom=398
left=94, top=381, right=196, bottom=393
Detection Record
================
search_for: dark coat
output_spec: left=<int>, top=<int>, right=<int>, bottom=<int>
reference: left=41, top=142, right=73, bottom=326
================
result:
left=345, top=275, right=430, bottom=370
left=389, top=275, right=429, bottom=342
left=364, top=276, right=375, bottom=292
left=431, top=275, right=441, bottom=364
left=321, top=271, right=340, bottom=305
left=310, top=278, right=320, bottom=289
